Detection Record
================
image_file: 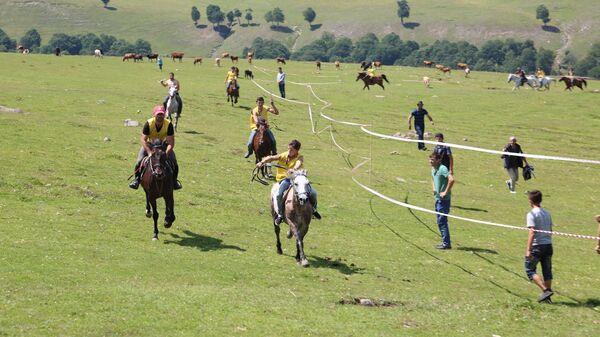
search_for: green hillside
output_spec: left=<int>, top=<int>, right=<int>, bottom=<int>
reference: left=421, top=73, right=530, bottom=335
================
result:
left=1, top=0, right=599, bottom=59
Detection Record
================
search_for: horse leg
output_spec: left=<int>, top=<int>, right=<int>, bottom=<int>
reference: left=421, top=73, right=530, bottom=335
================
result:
left=164, top=194, right=175, bottom=228
left=295, top=232, right=309, bottom=267
left=379, top=82, right=385, bottom=90
left=274, top=219, right=282, bottom=255
left=150, top=198, right=159, bottom=240
left=145, top=192, right=152, bottom=218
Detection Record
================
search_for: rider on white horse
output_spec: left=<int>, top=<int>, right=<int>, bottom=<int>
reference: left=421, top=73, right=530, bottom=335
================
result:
left=256, top=139, right=320, bottom=225
left=161, top=72, right=183, bottom=116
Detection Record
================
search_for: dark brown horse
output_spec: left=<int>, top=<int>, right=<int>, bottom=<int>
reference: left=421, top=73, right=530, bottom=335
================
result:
left=253, top=119, right=273, bottom=179
left=141, top=141, right=175, bottom=240
left=356, top=72, right=390, bottom=90
left=227, top=78, right=239, bottom=105
left=559, top=77, right=587, bottom=91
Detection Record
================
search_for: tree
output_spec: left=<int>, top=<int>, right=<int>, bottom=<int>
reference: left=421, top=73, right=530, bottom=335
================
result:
left=133, top=39, right=152, bottom=54
left=303, top=8, right=316, bottom=26
left=207, top=4, right=225, bottom=27
left=536, top=48, right=555, bottom=74
left=536, top=5, right=550, bottom=26
left=245, top=9, right=253, bottom=25
left=233, top=9, right=242, bottom=25
left=272, top=7, right=285, bottom=26
left=0, top=28, right=17, bottom=51
left=226, top=11, right=235, bottom=27
left=20, top=29, right=41, bottom=49
left=101, top=0, right=110, bottom=8
left=44, top=33, right=82, bottom=55
left=191, top=6, right=201, bottom=26
left=264, top=10, right=274, bottom=25
left=397, top=0, right=410, bottom=24
left=79, top=33, right=103, bottom=55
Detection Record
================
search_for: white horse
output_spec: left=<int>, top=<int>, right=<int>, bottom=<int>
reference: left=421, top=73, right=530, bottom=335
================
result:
left=531, top=76, right=553, bottom=90
left=94, top=49, right=103, bottom=58
left=166, top=87, right=179, bottom=130
left=270, top=169, right=314, bottom=267
left=507, top=74, right=536, bottom=91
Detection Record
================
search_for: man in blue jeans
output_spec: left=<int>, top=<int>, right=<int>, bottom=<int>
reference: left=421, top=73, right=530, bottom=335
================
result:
left=408, top=101, right=434, bottom=151
left=430, top=153, right=454, bottom=249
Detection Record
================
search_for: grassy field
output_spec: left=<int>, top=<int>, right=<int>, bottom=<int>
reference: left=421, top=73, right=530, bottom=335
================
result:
left=0, top=0, right=599, bottom=57
left=1, top=53, right=600, bottom=336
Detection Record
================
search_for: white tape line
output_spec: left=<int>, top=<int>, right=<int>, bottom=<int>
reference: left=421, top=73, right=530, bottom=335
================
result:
left=329, top=127, right=370, bottom=160
left=317, top=125, right=331, bottom=135
left=360, top=126, right=600, bottom=165
left=250, top=79, right=310, bottom=105
left=352, top=158, right=371, bottom=173
left=352, top=177, right=600, bottom=241
left=308, top=104, right=316, bottom=134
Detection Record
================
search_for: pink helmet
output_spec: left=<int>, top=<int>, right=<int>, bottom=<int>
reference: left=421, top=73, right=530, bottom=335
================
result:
left=153, top=105, right=166, bottom=116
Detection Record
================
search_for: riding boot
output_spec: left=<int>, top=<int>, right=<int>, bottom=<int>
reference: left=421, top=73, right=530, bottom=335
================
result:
left=244, top=144, right=253, bottom=158
left=173, top=165, right=182, bottom=190
left=129, top=163, right=142, bottom=189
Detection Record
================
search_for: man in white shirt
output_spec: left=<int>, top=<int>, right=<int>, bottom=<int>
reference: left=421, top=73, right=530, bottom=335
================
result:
left=277, top=67, right=286, bottom=98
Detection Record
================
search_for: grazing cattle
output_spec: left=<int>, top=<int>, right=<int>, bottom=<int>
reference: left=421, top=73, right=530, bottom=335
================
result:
left=247, top=56, right=253, bottom=64
left=193, top=57, right=203, bottom=65
left=221, top=52, right=230, bottom=58
left=230, top=55, right=239, bottom=63
left=247, top=52, right=254, bottom=58
left=373, top=60, right=382, bottom=69
left=22, top=48, right=30, bottom=54
left=441, top=67, right=451, bottom=74
left=316, top=61, right=321, bottom=71
left=457, top=63, right=468, bottom=70
left=244, top=69, right=254, bottom=79
left=133, top=54, right=144, bottom=62
left=147, top=53, right=159, bottom=62
left=335, top=60, right=341, bottom=70
left=559, top=77, right=587, bottom=91
left=55, top=47, right=61, bottom=56
left=423, top=76, right=431, bottom=88
left=464, top=67, right=471, bottom=78
left=123, top=53, right=136, bottom=61
left=435, top=64, right=445, bottom=71
left=171, top=52, right=184, bottom=62
left=276, top=57, right=286, bottom=64
left=94, top=49, right=103, bottom=58
left=215, top=58, right=221, bottom=67
left=424, top=60, right=433, bottom=67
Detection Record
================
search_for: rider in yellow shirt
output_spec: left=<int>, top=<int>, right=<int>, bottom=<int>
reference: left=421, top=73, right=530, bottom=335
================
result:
left=224, top=66, right=239, bottom=92
left=256, top=139, right=320, bottom=225
left=367, top=63, right=376, bottom=78
left=245, top=96, right=278, bottom=158
left=535, top=67, right=545, bottom=79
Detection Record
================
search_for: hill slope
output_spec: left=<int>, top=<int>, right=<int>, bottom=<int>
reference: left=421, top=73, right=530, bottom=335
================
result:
left=1, top=0, right=599, bottom=58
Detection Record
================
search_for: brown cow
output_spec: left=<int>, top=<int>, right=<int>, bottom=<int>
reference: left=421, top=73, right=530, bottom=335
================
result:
left=247, top=56, right=253, bottom=64
left=123, top=53, right=136, bottom=61
left=147, top=53, right=159, bottom=62
left=441, top=67, right=452, bottom=74
left=276, top=57, right=286, bottom=64
left=230, top=55, right=239, bottom=63
left=335, top=60, right=341, bottom=70
left=171, top=52, right=184, bottom=62
left=247, top=52, right=254, bottom=58
left=222, top=52, right=230, bottom=58
left=373, top=60, right=382, bottom=69
left=133, top=54, right=144, bottom=62
left=193, top=57, right=203, bottom=65
left=457, top=63, right=468, bottom=70
left=435, top=64, right=445, bottom=71
left=316, top=61, right=321, bottom=71
left=424, top=60, right=433, bottom=67
left=215, top=58, right=221, bottom=67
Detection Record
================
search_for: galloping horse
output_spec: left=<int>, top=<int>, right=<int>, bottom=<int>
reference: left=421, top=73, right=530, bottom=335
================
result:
left=166, top=87, right=180, bottom=130
left=507, top=74, right=536, bottom=91
left=141, top=140, right=176, bottom=240
left=253, top=119, right=273, bottom=179
left=356, top=72, right=390, bottom=90
left=270, top=169, right=313, bottom=267
left=532, top=76, right=553, bottom=90
left=559, top=77, right=587, bottom=91
left=227, top=78, right=239, bottom=105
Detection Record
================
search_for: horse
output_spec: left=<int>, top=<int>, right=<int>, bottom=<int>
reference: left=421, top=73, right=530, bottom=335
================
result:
left=252, top=119, right=273, bottom=179
left=230, top=55, right=239, bottom=63
left=244, top=69, right=254, bottom=79
left=227, top=78, right=239, bottom=105
left=122, top=53, right=136, bottom=61
left=270, top=169, right=313, bottom=267
left=507, top=73, right=536, bottom=91
left=335, top=60, right=341, bottom=70
left=424, top=60, right=433, bottom=67
left=215, top=58, right=221, bottom=67
left=94, top=49, right=103, bottom=58
left=140, top=140, right=176, bottom=241
left=559, top=76, right=587, bottom=91
left=356, top=72, right=390, bottom=90
left=166, top=87, right=180, bottom=130
left=316, top=61, right=321, bottom=71
left=531, top=76, right=553, bottom=90
left=171, top=52, right=184, bottom=62
left=193, top=57, right=202, bottom=65
left=247, top=56, right=253, bottom=64
left=435, top=64, right=445, bottom=71
left=276, top=57, right=286, bottom=65
left=147, top=53, right=159, bottom=62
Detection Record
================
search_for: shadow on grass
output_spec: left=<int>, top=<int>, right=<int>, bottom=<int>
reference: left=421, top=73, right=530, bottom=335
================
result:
left=404, top=193, right=438, bottom=236
left=183, top=130, right=202, bottom=135
left=195, top=24, right=208, bottom=29
left=310, top=24, right=322, bottom=31
left=542, top=25, right=560, bottom=33
left=403, top=22, right=420, bottom=29
left=163, top=229, right=246, bottom=252
left=270, top=25, right=294, bottom=33
left=369, top=197, right=529, bottom=300
left=309, top=255, right=365, bottom=275
left=454, top=205, right=488, bottom=212
left=456, top=247, right=498, bottom=254
left=240, top=23, right=260, bottom=27
left=553, top=298, right=600, bottom=307
left=105, top=6, right=117, bottom=11
left=237, top=105, right=252, bottom=111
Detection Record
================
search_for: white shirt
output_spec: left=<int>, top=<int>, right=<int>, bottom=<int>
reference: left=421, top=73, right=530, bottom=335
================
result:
left=277, top=72, right=285, bottom=83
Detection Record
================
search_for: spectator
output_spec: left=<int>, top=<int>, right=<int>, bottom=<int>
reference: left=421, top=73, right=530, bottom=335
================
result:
left=433, top=133, right=453, bottom=175
left=408, top=101, right=434, bottom=151
left=501, top=136, right=528, bottom=193
left=277, top=67, right=286, bottom=98
left=430, top=152, right=454, bottom=249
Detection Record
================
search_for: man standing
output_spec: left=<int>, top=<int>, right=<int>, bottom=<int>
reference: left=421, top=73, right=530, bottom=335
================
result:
left=157, top=56, right=163, bottom=71
left=408, top=101, right=434, bottom=151
left=524, top=190, right=554, bottom=303
left=430, top=153, right=454, bottom=249
left=501, top=136, right=528, bottom=193
left=277, top=67, right=286, bottom=98
left=160, top=72, right=183, bottom=117
left=433, top=133, right=453, bottom=175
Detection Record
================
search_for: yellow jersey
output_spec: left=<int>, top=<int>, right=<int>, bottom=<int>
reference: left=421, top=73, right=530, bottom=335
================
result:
left=249, top=105, right=271, bottom=130
left=275, top=151, right=303, bottom=182
left=535, top=70, right=545, bottom=78
left=146, top=117, right=171, bottom=142
left=226, top=71, right=237, bottom=81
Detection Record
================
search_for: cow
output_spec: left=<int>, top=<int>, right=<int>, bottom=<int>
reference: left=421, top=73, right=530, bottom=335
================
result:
left=435, top=64, right=445, bottom=71
left=248, top=56, right=253, bottom=64
left=423, top=76, right=431, bottom=88
left=276, top=57, right=286, bottom=64
left=424, top=60, right=433, bottom=67
left=123, top=53, right=136, bottom=61
left=230, top=55, right=239, bottom=63
left=147, top=53, right=159, bottom=62
left=133, top=54, right=144, bottom=62
left=221, top=52, right=230, bottom=58
left=316, top=61, right=321, bottom=71
left=171, top=52, right=184, bottom=62
left=244, top=69, right=254, bottom=79
left=215, top=58, right=221, bottom=67
left=457, top=63, right=469, bottom=70
left=335, top=60, right=341, bottom=70
left=247, top=52, right=254, bottom=58
left=193, top=57, right=203, bottom=65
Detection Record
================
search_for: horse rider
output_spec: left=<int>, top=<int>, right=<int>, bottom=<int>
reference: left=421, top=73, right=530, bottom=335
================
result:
left=535, top=67, right=545, bottom=79
left=160, top=72, right=183, bottom=116
left=256, top=139, right=321, bottom=225
left=515, top=67, right=527, bottom=86
left=367, top=62, right=376, bottom=78
left=225, top=66, right=239, bottom=93
left=129, top=106, right=182, bottom=190
left=244, top=96, right=278, bottom=158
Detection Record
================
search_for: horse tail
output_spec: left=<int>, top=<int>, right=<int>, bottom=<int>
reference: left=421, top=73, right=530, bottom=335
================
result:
left=381, top=74, right=390, bottom=83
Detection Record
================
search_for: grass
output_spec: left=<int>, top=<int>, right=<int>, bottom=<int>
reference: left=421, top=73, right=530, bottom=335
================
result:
left=0, top=1, right=599, bottom=57
left=1, top=53, right=600, bottom=336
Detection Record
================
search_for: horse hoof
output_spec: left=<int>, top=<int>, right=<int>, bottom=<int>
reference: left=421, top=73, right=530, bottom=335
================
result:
left=286, top=230, right=293, bottom=239
left=277, top=248, right=283, bottom=255
left=301, top=259, right=310, bottom=267
left=145, top=211, right=152, bottom=218
left=152, top=237, right=158, bottom=241
left=164, top=221, right=172, bottom=228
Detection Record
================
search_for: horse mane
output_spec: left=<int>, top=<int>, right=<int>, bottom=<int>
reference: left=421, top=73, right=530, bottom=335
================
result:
left=290, top=169, right=307, bottom=179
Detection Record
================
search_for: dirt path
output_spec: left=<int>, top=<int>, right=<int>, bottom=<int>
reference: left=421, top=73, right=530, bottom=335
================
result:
left=291, top=26, right=302, bottom=52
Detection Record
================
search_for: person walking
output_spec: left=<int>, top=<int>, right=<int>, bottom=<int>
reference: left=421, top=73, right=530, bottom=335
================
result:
left=501, top=136, right=528, bottom=193
left=433, top=133, right=453, bottom=175
left=430, top=152, right=454, bottom=249
left=524, top=190, right=554, bottom=303
left=157, top=56, right=163, bottom=71
left=277, top=67, right=286, bottom=98
left=408, top=101, right=434, bottom=151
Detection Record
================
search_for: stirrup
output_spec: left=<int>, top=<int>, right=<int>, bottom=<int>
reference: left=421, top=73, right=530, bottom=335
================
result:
left=129, top=179, right=140, bottom=190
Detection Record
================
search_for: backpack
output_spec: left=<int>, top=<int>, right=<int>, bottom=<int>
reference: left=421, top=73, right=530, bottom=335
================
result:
left=523, top=165, right=535, bottom=180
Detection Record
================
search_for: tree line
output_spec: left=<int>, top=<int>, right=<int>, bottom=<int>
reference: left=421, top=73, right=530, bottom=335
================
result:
left=192, top=5, right=317, bottom=28
left=0, top=28, right=152, bottom=56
